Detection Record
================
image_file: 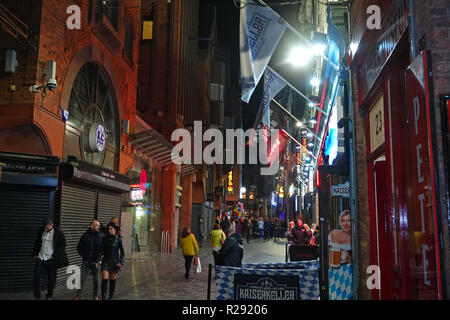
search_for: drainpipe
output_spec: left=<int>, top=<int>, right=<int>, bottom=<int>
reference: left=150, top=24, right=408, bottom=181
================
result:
left=409, top=0, right=417, bottom=60
left=345, top=0, right=359, bottom=300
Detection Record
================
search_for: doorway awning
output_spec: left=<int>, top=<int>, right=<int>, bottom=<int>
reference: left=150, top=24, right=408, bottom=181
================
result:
left=129, top=129, right=198, bottom=177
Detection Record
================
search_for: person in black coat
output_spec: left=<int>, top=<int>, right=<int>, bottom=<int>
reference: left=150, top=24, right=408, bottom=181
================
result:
left=32, top=218, right=69, bottom=300
left=100, top=222, right=125, bottom=300
left=218, top=221, right=244, bottom=267
left=290, top=220, right=309, bottom=245
left=74, top=220, right=105, bottom=300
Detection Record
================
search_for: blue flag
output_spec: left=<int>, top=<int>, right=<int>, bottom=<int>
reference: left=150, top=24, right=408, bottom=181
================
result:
left=240, top=0, right=287, bottom=103
left=262, top=68, right=286, bottom=127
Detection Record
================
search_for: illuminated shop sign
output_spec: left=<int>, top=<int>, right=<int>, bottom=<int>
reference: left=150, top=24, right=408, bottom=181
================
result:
left=88, top=123, right=106, bottom=153
left=289, top=184, right=295, bottom=198
left=227, top=170, right=233, bottom=193
left=331, top=181, right=350, bottom=198
left=279, top=186, right=284, bottom=198
left=130, top=185, right=144, bottom=201
left=140, top=169, right=148, bottom=195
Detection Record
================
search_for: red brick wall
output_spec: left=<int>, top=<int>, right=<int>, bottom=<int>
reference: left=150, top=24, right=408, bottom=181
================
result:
left=0, top=0, right=140, bottom=173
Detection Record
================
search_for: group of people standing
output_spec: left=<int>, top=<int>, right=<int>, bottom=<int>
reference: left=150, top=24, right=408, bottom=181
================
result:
left=288, top=219, right=319, bottom=246
left=32, top=217, right=125, bottom=300
left=216, top=214, right=281, bottom=244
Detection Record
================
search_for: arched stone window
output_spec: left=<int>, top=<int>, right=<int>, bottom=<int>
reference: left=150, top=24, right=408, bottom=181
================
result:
left=65, top=62, right=119, bottom=170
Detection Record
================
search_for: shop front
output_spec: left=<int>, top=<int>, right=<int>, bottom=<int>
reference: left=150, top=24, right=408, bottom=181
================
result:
left=352, top=0, right=445, bottom=299
left=0, top=152, right=60, bottom=293
left=57, top=159, right=130, bottom=285
left=123, top=157, right=159, bottom=257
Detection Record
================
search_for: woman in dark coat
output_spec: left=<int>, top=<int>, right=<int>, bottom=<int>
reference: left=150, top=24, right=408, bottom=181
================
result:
left=100, top=223, right=125, bottom=300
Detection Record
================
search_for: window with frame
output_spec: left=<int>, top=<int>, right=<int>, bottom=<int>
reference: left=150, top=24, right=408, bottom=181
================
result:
left=65, top=62, right=119, bottom=169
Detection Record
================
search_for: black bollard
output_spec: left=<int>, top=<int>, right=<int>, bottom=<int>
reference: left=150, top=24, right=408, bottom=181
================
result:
left=207, top=263, right=212, bottom=300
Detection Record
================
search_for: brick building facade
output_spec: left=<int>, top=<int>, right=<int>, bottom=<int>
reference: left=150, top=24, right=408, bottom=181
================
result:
left=350, top=0, right=450, bottom=299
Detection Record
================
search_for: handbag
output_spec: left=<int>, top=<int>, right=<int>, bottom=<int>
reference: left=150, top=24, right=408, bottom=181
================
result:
left=194, top=257, right=202, bottom=273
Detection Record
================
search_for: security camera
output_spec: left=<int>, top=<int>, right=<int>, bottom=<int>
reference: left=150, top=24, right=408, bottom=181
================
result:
left=44, top=60, right=57, bottom=91
left=46, top=78, right=57, bottom=91
left=28, top=85, right=42, bottom=94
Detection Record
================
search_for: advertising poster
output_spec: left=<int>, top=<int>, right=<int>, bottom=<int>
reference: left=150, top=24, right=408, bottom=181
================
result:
left=328, top=176, right=352, bottom=300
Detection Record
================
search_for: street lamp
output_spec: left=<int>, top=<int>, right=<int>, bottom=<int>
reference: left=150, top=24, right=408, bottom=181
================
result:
left=288, top=47, right=312, bottom=67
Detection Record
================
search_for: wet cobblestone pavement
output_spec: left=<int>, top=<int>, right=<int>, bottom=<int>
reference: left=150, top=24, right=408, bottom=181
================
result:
left=0, top=238, right=287, bottom=300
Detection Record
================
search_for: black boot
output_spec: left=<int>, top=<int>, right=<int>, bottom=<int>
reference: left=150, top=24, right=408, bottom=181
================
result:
left=101, top=279, right=108, bottom=300
left=109, top=279, right=116, bottom=300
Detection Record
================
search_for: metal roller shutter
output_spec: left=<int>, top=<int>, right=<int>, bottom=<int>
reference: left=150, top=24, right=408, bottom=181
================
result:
left=57, top=183, right=96, bottom=286
left=0, top=187, right=51, bottom=293
left=97, top=191, right=121, bottom=230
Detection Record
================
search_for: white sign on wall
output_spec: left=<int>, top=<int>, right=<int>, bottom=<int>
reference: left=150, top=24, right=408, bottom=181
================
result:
left=370, top=97, right=385, bottom=153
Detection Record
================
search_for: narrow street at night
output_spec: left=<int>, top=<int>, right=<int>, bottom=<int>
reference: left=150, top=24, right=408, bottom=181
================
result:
left=0, top=0, right=450, bottom=307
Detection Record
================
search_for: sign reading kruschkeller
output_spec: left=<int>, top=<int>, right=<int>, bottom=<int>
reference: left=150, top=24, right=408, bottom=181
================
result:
left=234, top=274, right=300, bottom=300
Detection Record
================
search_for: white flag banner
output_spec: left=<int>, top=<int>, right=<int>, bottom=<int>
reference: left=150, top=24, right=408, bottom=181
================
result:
left=240, top=0, right=287, bottom=103
left=262, top=68, right=286, bottom=127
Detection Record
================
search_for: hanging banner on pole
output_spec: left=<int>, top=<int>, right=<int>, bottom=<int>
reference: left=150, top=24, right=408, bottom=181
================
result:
left=262, top=68, right=286, bottom=127
left=240, top=0, right=287, bottom=103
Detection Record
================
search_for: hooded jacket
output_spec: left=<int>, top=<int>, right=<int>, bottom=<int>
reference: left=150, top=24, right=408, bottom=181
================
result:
left=77, top=228, right=105, bottom=263
left=218, top=232, right=244, bottom=267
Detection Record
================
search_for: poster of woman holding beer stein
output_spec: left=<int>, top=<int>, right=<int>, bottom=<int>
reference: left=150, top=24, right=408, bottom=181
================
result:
left=329, top=210, right=352, bottom=266
left=328, top=210, right=353, bottom=300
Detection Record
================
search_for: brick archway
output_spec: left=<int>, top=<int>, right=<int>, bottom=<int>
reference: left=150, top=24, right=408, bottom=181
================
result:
left=0, top=124, right=51, bottom=156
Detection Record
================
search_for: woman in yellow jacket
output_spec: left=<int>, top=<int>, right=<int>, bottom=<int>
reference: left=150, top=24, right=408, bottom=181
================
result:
left=210, top=223, right=226, bottom=265
left=180, top=227, right=199, bottom=279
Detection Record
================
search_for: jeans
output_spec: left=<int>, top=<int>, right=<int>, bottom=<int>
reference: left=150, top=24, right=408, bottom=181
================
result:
left=259, top=228, right=263, bottom=238
left=184, top=255, right=194, bottom=275
left=212, top=251, right=220, bottom=266
left=76, top=262, right=99, bottom=298
left=33, top=259, right=56, bottom=299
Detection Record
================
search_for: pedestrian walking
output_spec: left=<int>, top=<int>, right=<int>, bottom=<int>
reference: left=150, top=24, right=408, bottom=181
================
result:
left=210, top=223, right=226, bottom=265
left=100, top=223, right=125, bottom=300
left=32, top=218, right=69, bottom=300
left=180, top=227, right=199, bottom=279
left=102, top=217, right=121, bottom=236
left=257, top=218, right=264, bottom=239
left=244, top=218, right=253, bottom=244
left=218, top=221, right=244, bottom=267
left=264, top=218, right=271, bottom=241
left=74, top=220, right=104, bottom=300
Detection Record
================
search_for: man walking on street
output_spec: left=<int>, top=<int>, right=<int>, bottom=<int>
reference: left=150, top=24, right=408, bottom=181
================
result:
left=264, top=218, right=271, bottom=241
left=32, top=218, right=69, bottom=300
left=257, top=218, right=264, bottom=239
left=74, top=220, right=105, bottom=300
left=218, top=221, right=244, bottom=267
